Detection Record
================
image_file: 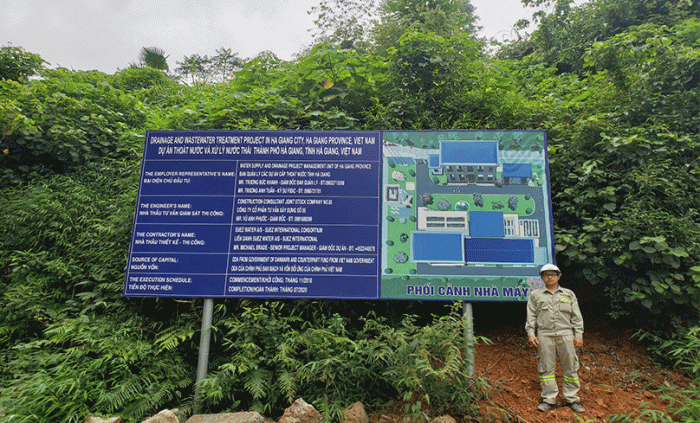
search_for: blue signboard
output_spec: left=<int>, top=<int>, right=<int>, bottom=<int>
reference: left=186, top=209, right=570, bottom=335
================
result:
left=125, top=130, right=556, bottom=301
left=124, top=130, right=382, bottom=299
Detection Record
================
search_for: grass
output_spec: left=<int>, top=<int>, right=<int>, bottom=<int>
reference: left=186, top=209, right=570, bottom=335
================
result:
left=426, top=193, right=536, bottom=217
left=385, top=165, right=418, bottom=275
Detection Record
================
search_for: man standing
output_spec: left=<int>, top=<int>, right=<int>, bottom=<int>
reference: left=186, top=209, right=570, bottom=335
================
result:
left=526, top=264, right=585, bottom=413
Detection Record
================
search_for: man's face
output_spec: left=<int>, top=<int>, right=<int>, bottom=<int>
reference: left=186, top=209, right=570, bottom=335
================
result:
left=541, top=271, right=560, bottom=286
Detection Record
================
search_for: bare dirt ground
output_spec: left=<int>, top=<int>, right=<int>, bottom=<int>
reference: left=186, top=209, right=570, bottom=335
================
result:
left=367, top=304, right=692, bottom=423
left=472, top=321, right=691, bottom=422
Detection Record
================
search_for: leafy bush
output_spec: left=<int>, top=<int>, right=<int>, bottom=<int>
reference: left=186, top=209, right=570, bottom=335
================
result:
left=0, top=160, right=138, bottom=344
left=113, top=66, right=176, bottom=91
left=437, top=198, right=451, bottom=211
left=0, top=160, right=199, bottom=422
left=614, top=327, right=700, bottom=422
left=385, top=305, right=489, bottom=422
left=0, top=45, right=45, bottom=81
left=1, top=316, right=193, bottom=423
left=192, top=303, right=488, bottom=422
left=2, top=11, right=700, bottom=420
left=656, top=327, right=700, bottom=421
left=543, top=19, right=700, bottom=336
left=394, top=252, right=409, bottom=263
left=0, top=70, right=146, bottom=179
left=608, top=404, right=675, bottom=423
left=473, top=192, right=483, bottom=207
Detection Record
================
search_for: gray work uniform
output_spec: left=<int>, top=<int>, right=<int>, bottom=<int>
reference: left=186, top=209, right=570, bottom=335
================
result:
left=525, top=286, right=584, bottom=405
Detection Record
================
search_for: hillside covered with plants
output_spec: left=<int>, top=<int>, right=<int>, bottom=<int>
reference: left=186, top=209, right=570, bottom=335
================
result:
left=1, top=0, right=699, bottom=421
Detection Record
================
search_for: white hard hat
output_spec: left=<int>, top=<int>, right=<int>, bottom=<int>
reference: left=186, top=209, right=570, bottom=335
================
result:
left=539, top=264, right=561, bottom=275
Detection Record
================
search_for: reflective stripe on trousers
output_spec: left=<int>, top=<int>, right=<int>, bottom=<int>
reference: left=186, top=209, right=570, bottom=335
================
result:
left=537, top=333, right=580, bottom=404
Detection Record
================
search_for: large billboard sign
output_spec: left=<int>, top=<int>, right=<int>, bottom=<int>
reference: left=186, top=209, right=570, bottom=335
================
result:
left=124, top=130, right=554, bottom=301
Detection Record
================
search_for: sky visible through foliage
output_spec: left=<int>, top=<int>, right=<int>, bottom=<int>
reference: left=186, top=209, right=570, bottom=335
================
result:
left=0, top=0, right=586, bottom=73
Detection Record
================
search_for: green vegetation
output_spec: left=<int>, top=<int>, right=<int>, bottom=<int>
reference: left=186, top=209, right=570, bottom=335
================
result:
left=1, top=0, right=700, bottom=421
left=388, top=165, right=417, bottom=189
left=385, top=165, right=417, bottom=275
left=385, top=215, right=416, bottom=275
left=0, top=45, right=45, bottom=81
left=423, top=193, right=536, bottom=216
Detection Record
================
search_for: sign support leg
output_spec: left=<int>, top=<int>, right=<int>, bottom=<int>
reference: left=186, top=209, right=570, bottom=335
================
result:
left=463, top=302, right=475, bottom=376
left=194, top=298, right=214, bottom=413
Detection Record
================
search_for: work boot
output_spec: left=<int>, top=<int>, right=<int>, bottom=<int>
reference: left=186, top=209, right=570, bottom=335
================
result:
left=569, top=403, right=585, bottom=413
left=537, top=402, right=553, bottom=412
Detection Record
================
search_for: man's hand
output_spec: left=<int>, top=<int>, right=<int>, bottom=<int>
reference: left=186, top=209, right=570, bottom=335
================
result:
left=528, top=336, right=539, bottom=347
left=574, top=337, right=584, bottom=348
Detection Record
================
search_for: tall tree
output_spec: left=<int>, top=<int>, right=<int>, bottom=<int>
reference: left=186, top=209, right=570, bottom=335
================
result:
left=306, top=0, right=479, bottom=54
left=175, top=53, right=212, bottom=85
left=175, top=48, right=245, bottom=85
left=210, top=48, right=244, bottom=82
left=308, top=0, right=378, bottom=50
left=372, top=0, right=479, bottom=53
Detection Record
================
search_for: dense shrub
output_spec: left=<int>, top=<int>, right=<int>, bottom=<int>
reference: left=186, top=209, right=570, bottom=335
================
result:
left=0, top=70, right=146, bottom=180
left=2, top=5, right=700, bottom=422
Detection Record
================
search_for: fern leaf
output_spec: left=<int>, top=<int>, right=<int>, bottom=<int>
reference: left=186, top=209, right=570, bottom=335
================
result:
left=244, top=368, right=270, bottom=400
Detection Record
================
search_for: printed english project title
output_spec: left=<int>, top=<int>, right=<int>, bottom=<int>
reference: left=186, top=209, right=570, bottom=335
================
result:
left=124, top=130, right=554, bottom=302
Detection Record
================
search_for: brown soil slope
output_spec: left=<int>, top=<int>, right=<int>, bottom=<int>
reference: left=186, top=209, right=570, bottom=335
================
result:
left=473, top=323, right=691, bottom=422
left=368, top=304, right=692, bottom=423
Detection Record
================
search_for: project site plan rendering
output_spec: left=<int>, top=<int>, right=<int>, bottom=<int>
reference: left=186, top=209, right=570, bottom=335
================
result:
left=123, top=130, right=554, bottom=302
left=380, top=130, right=554, bottom=301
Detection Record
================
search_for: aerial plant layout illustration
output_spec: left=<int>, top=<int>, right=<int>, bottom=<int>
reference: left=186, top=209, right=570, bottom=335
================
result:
left=380, top=130, right=554, bottom=301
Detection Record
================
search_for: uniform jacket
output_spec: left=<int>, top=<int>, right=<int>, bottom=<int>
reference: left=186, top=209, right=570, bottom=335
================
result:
left=526, top=286, right=584, bottom=338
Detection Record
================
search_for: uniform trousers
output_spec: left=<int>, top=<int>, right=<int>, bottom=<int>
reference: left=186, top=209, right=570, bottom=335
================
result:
left=537, top=333, right=580, bottom=404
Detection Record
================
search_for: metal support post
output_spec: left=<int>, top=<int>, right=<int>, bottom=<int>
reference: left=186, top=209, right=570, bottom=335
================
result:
left=463, top=302, right=475, bottom=376
left=194, top=298, right=214, bottom=413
